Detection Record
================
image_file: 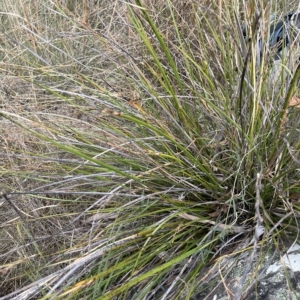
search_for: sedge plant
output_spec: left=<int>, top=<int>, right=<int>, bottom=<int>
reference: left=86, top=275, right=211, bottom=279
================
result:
left=0, top=0, right=300, bottom=299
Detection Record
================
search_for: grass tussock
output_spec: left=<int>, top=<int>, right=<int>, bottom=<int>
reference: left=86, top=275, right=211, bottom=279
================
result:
left=0, top=0, right=300, bottom=299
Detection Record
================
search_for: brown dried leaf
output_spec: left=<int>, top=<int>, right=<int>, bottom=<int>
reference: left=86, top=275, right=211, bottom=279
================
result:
left=289, top=96, right=300, bottom=108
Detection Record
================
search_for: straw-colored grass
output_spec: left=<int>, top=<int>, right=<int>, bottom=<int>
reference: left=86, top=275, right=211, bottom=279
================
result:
left=0, top=0, right=300, bottom=299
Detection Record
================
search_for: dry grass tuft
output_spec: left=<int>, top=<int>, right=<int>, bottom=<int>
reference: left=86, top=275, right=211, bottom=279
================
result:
left=0, top=0, right=300, bottom=299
